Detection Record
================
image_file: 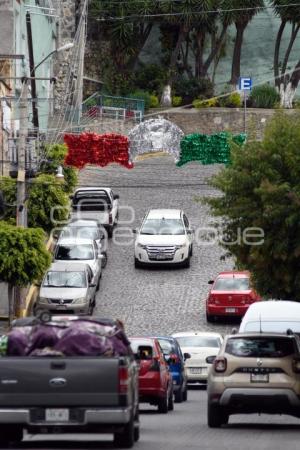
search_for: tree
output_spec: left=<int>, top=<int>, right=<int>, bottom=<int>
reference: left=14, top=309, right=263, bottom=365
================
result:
left=229, top=0, right=264, bottom=86
left=205, top=112, right=300, bottom=299
left=272, top=0, right=300, bottom=107
left=0, top=222, right=51, bottom=322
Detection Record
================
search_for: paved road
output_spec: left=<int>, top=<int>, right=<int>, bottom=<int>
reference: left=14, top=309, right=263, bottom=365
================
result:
left=12, top=156, right=300, bottom=449
left=81, top=156, right=235, bottom=337
left=20, top=389, right=300, bottom=450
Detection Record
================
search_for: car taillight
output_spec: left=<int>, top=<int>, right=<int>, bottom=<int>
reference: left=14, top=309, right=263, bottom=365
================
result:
left=214, top=357, right=227, bottom=373
left=119, top=367, right=129, bottom=394
left=109, top=213, right=113, bottom=225
left=292, top=358, right=300, bottom=373
left=149, top=358, right=160, bottom=372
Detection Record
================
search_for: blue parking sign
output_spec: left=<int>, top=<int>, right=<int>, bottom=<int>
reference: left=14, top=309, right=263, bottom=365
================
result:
left=239, top=77, right=252, bottom=90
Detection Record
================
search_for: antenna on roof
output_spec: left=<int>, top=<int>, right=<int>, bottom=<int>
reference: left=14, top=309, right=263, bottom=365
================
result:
left=259, top=314, right=262, bottom=334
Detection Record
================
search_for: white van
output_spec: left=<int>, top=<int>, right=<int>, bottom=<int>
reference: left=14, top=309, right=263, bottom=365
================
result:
left=239, top=300, right=300, bottom=334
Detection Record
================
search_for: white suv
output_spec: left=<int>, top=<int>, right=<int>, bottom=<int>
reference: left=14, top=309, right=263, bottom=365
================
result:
left=134, top=209, right=193, bottom=268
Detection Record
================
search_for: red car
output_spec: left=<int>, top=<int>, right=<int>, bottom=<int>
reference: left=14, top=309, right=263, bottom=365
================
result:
left=130, top=337, right=174, bottom=413
left=206, top=271, right=261, bottom=322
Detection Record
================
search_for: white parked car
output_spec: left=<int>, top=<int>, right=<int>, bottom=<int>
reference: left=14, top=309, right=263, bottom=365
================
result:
left=70, top=187, right=119, bottom=237
left=239, top=300, right=300, bottom=334
left=54, top=237, right=102, bottom=290
left=134, top=209, right=193, bottom=268
left=172, top=331, right=223, bottom=383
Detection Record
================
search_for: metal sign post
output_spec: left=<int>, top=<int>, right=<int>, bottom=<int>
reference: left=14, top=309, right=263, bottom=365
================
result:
left=239, top=77, right=252, bottom=134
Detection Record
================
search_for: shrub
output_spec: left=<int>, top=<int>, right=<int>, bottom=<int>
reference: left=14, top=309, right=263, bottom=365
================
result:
left=172, top=96, right=182, bottom=107
left=192, top=97, right=218, bottom=108
left=150, top=94, right=159, bottom=108
left=0, top=177, right=17, bottom=221
left=249, top=84, right=280, bottom=108
left=133, top=64, right=168, bottom=95
left=224, top=92, right=242, bottom=108
left=173, top=77, right=214, bottom=105
left=128, top=90, right=152, bottom=110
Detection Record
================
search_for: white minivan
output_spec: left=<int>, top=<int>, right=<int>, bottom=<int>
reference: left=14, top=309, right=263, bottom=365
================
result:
left=239, top=300, right=300, bottom=334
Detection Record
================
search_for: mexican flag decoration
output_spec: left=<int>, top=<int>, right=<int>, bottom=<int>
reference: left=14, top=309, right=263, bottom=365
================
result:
left=177, top=132, right=247, bottom=167
left=64, top=132, right=133, bottom=169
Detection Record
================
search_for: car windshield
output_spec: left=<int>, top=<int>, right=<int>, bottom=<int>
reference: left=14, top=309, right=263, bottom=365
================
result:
left=61, top=227, right=98, bottom=240
left=72, top=192, right=111, bottom=211
left=55, top=244, right=94, bottom=261
left=43, top=271, right=87, bottom=288
left=175, top=336, right=221, bottom=348
left=213, top=277, right=250, bottom=291
left=140, top=219, right=185, bottom=235
left=244, top=321, right=300, bottom=333
left=158, top=339, right=177, bottom=355
left=130, top=340, right=154, bottom=354
left=226, top=337, right=296, bottom=357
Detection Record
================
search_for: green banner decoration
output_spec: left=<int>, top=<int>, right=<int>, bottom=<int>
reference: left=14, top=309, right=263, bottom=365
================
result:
left=177, top=132, right=247, bottom=167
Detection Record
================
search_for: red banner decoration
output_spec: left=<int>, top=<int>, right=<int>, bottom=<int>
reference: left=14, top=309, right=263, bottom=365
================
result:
left=64, top=132, right=133, bottom=169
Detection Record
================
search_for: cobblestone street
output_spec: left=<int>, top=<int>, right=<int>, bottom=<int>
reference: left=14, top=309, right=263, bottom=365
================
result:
left=80, top=156, right=234, bottom=336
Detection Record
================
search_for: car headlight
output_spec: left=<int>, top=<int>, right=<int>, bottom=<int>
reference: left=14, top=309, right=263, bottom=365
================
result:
left=72, top=297, right=87, bottom=304
left=175, top=244, right=186, bottom=250
left=137, top=243, right=147, bottom=249
left=38, top=297, right=49, bottom=304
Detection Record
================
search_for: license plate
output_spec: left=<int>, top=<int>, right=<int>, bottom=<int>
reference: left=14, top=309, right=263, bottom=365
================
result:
left=56, top=305, right=68, bottom=309
left=225, top=308, right=236, bottom=313
left=46, top=409, right=69, bottom=422
left=156, top=254, right=167, bottom=260
left=189, top=368, right=203, bottom=374
left=251, top=373, right=269, bottom=383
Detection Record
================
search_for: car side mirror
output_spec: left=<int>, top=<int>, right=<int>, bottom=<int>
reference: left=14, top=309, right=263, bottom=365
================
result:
left=113, top=194, right=119, bottom=200
left=208, top=280, right=214, bottom=285
left=187, top=229, right=194, bottom=235
left=206, top=355, right=216, bottom=364
left=184, top=352, right=191, bottom=360
left=132, top=228, right=137, bottom=234
left=89, top=283, right=96, bottom=288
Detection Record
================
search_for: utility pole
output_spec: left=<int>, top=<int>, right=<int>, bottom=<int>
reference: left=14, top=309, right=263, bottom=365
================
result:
left=16, top=77, right=28, bottom=227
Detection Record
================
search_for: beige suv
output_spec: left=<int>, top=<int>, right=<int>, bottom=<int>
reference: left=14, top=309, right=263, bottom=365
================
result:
left=206, top=332, right=300, bottom=427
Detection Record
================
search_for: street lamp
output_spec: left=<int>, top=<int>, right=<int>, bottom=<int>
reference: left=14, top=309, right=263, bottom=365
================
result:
left=33, top=42, right=74, bottom=73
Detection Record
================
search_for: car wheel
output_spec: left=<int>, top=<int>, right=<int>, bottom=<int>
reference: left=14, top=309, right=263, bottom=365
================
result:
left=96, top=276, right=100, bottom=291
left=101, top=251, right=108, bottom=269
left=183, top=256, right=190, bottom=268
left=107, top=227, right=113, bottom=238
left=133, top=409, right=140, bottom=442
left=174, top=386, right=184, bottom=403
left=168, top=387, right=174, bottom=411
left=113, top=415, right=134, bottom=448
left=182, top=385, right=188, bottom=402
left=190, top=244, right=193, bottom=257
left=206, top=312, right=214, bottom=322
left=88, top=301, right=94, bottom=316
left=207, top=403, right=229, bottom=428
left=115, top=211, right=119, bottom=226
left=0, top=425, right=23, bottom=447
left=134, top=258, right=141, bottom=269
left=157, top=395, right=169, bottom=414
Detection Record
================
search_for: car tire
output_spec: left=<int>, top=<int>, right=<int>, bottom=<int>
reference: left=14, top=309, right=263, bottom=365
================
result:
left=168, top=387, right=174, bottom=411
left=113, top=416, right=135, bottom=448
left=183, top=256, right=190, bottom=268
left=190, top=244, right=193, bottom=257
left=182, top=386, right=188, bottom=402
left=101, top=251, right=108, bottom=269
left=158, top=395, right=169, bottom=414
left=206, top=312, right=214, bottom=322
left=133, top=409, right=140, bottom=442
left=174, top=387, right=184, bottom=403
left=134, top=258, right=141, bottom=269
left=207, top=403, right=229, bottom=428
left=96, top=276, right=100, bottom=292
left=107, top=227, right=113, bottom=238
left=88, top=300, right=94, bottom=315
left=0, top=425, right=23, bottom=447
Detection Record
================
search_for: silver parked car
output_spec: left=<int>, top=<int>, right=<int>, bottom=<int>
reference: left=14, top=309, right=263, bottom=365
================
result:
left=54, top=237, right=102, bottom=290
left=36, top=262, right=97, bottom=315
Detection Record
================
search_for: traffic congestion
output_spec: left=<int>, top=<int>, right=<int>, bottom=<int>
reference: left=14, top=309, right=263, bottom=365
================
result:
left=0, top=171, right=299, bottom=450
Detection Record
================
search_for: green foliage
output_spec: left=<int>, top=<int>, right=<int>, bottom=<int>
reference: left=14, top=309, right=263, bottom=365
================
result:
left=192, top=97, right=218, bottom=108
left=172, top=96, right=183, bottom=107
left=0, top=221, right=51, bottom=286
left=205, top=112, right=300, bottom=299
left=133, top=64, right=168, bottom=95
left=224, top=92, right=242, bottom=108
left=173, top=77, right=214, bottom=105
left=149, top=94, right=159, bottom=108
left=27, top=174, right=69, bottom=233
left=249, top=84, right=280, bottom=108
left=40, top=144, right=78, bottom=195
left=0, top=177, right=17, bottom=221
left=128, top=90, right=152, bottom=110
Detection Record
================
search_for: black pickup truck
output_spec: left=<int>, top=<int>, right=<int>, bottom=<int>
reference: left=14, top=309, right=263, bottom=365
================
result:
left=0, top=317, right=139, bottom=448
